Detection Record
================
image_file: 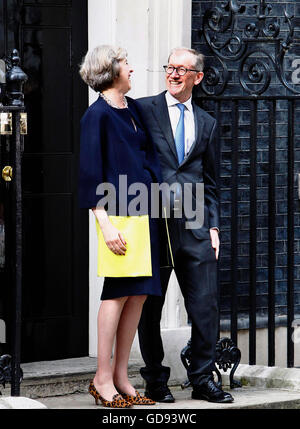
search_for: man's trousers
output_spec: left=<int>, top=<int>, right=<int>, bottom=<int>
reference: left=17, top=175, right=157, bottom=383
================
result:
left=138, top=218, right=219, bottom=386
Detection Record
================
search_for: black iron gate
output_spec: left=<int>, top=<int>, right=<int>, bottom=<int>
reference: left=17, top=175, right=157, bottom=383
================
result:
left=192, top=0, right=300, bottom=368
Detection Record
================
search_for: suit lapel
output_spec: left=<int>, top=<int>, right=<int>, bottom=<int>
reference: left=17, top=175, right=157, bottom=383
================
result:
left=179, top=100, right=204, bottom=168
left=151, top=94, right=205, bottom=167
left=152, top=92, right=179, bottom=163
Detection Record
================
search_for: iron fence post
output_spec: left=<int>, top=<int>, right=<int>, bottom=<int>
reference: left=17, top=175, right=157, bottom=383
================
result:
left=5, top=50, right=27, bottom=395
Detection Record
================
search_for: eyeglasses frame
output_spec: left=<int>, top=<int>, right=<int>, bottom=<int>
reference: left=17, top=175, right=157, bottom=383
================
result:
left=163, top=65, right=200, bottom=76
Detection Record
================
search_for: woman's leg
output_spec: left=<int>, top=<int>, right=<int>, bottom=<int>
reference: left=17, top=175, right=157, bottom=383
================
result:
left=93, top=296, right=128, bottom=400
left=112, top=295, right=147, bottom=395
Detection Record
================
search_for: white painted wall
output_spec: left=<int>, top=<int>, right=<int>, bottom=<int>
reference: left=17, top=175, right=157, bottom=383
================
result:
left=87, top=0, right=192, bottom=357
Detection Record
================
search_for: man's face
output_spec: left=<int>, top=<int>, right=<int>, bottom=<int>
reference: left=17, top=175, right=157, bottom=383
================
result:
left=165, top=51, right=204, bottom=102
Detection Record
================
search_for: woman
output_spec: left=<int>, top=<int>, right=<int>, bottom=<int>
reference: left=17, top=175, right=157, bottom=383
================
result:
left=78, top=45, right=162, bottom=408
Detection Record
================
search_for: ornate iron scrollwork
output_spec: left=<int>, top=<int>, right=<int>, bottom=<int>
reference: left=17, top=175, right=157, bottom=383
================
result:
left=201, top=59, right=229, bottom=96
left=239, top=49, right=272, bottom=95
left=180, top=337, right=241, bottom=389
left=214, top=338, right=242, bottom=389
left=180, top=339, right=192, bottom=389
left=245, top=0, right=279, bottom=39
left=201, top=0, right=299, bottom=95
left=0, top=354, right=23, bottom=393
left=203, top=0, right=247, bottom=61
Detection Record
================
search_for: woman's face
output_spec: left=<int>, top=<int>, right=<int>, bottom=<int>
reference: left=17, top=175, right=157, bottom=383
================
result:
left=115, top=58, right=133, bottom=94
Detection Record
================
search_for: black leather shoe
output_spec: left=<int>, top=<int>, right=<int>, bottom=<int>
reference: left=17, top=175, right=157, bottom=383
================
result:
left=145, top=384, right=175, bottom=403
left=192, top=377, right=234, bottom=403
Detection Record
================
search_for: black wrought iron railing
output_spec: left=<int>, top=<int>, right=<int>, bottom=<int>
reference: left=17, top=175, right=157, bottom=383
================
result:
left=0, top=49, right=27, bottom=396
left=198, top=95, right=300, bottom=369
left=181, top=0, right=300, bottom=383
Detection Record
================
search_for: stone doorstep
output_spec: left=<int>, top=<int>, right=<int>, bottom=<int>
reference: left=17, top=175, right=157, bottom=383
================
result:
left=233, top=363, right=300, bottom=391
left=0, top=397, right=47, bottom=409
left=2, top=357, right=300, bottom=401
left=1, top=357, right=145, bottom=399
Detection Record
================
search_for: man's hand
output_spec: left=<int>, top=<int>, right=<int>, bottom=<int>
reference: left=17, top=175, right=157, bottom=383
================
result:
left=210, top=228, right=219, bottom=260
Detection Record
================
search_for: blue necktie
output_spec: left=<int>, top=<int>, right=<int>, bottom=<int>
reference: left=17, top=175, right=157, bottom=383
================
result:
left=175, top=103, right=185, bottom=164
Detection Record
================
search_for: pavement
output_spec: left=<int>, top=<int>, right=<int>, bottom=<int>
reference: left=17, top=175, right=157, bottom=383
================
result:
left=2, top=356, right=300, bottom=413
left=2, top=384, right=300, bottom=410
left=36, top=385, right=300, bottom=410
left=0, top=384, right=299, bottom=428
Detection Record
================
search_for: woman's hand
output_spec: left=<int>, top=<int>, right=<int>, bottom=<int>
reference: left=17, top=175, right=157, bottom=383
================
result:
left=93, top=207, right=127, bottom=255
left=101, top=219, right=127, bottom=255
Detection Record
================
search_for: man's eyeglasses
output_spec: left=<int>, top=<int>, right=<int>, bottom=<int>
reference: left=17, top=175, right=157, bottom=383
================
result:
left=163, top=65, right=200, bottom=76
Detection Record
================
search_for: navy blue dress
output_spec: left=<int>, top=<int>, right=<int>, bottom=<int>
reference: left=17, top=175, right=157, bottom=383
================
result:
left=79, top=95, right=162, bottom=299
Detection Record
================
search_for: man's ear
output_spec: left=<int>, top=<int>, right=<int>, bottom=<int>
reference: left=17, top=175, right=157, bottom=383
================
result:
left=194, top=72, right=204, bottom=86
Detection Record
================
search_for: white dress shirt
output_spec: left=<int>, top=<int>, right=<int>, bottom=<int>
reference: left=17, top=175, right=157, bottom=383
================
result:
left=165, top=91, right=195, bottom=158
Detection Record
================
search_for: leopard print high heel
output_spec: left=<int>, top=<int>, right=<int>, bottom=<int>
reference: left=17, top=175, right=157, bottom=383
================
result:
left=119, top=390, right=156, bottom=405
left=88, top=380, right=132, bottom=408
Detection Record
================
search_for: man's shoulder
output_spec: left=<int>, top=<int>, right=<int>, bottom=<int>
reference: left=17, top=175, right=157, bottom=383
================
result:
left=193, top=102, right=216, bottom=126
left=135, top=96, right=154, bottom=109
left=137, top=92, right=166, bottom=107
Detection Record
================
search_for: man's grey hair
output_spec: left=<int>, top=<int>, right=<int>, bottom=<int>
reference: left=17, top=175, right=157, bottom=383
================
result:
left=168, top=47, right=205, bottom=72
left=79, top=45, right=127, bottom=92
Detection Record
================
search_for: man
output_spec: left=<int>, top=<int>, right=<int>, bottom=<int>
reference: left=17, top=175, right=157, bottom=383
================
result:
left=137, top=47, right=233, bottom=404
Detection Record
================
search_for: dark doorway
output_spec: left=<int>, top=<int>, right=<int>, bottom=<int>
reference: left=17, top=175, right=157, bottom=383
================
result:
left=0, top=0, right=89, bottom=362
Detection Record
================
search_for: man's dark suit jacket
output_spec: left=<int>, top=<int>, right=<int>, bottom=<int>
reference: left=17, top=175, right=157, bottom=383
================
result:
left=136, top=91, right=219, bottom=241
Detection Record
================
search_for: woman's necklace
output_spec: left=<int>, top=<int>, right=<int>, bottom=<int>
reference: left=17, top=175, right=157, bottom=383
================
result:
left=99, top=92, right=128, bottom=109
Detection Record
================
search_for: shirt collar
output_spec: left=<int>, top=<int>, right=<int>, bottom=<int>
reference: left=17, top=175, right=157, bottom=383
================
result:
left=165, top=91, right=193, bottom=112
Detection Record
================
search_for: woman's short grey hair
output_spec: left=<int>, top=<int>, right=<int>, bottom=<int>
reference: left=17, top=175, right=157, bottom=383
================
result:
left=168, top=47, right=204, bottom=72
left=79, top=45, right=128, bottom=92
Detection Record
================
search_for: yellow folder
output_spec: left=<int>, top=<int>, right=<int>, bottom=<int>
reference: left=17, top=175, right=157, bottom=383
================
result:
left=96, top=215, right=152, bottom=277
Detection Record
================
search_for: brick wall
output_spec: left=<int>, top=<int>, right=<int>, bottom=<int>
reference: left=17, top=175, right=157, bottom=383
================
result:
left=191, top=0, right=300, bottom=325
